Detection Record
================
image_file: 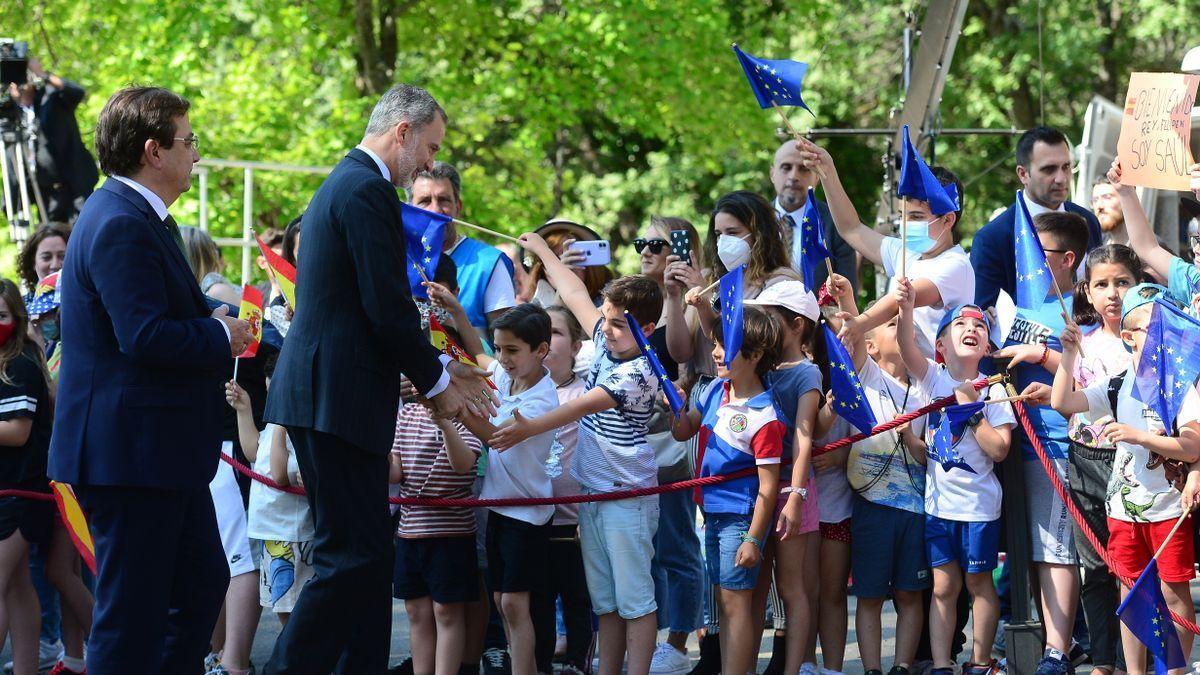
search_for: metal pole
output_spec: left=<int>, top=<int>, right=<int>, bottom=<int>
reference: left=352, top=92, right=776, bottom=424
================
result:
left=242, top=168, right=253, bottom=285
left=806, top=127, right=1025, bottom=138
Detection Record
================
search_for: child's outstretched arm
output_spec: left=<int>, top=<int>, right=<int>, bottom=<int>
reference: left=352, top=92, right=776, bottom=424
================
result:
left=226, top=379, right=260, bottom=461
left=894, top=277, right=929, bottom=381
left=1101, top=421, right=1200, bottom=464
left=438, top=417, right=480, bottom=474
left=1050, top=323, right=1090, bottom=415
left=1108, top=159, right=1176, bottom=281
left=519, top=233, right=602, bottom=332
left=425, top=280, right=494, bottom=368
left=671, top=383, right=703, bottom=441
left=488, top=387, right=617, bottom=450
left=795, top=138, right=885, bottom=266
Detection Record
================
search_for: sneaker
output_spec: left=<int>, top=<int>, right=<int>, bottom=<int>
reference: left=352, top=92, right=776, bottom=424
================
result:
left=4, top=639, right=63, bottom=673
left=687, top=634, right=720, bottom=675
left=1068, top=641, right=1090, bottom=667
left=389, top=657, right=415, bottom=675
left=649, top=643, right=689, bottom=675
left=761, top=632, right=786, bottom=675
left=887, top=667, right=910, bottom=675
left=963, top=660, right=1004, bottom=675
left=482, top=648, right=512, bottom=675
left=49, top=663, right=85, bottom=675
left=800, top=664, right=819, bottom=675
left=865, top=670, right=885, bottom=675
left=204, top=653, right=222, bottom=671
left=559, top=665, right=587, bottom=675
left=929, top=668, right=955, bottom=675
left=1032, top=653, right=1071, bottom=675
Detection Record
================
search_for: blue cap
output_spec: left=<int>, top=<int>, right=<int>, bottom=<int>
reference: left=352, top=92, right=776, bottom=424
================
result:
left=936, top=303, right=994, bottom=343
left=1121, top=283, right=1170, bottom=326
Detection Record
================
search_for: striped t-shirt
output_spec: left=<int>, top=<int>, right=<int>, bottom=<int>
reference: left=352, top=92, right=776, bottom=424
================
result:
left=571, top=319, right=661, bottom=491
left=392, top=403, right=482, bottom=538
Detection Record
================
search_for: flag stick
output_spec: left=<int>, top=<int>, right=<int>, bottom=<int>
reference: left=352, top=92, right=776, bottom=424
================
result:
left=824, top=258, right=836, bottom=286
left=452, top=218, right=522, bottom=244
left=414, top=263, right=432, bottom=285
left=1151, top=510, right=1192, bottom=562
left=232, top=357, right=240, bottom=381
left=986, top=393, right=1032, bottom=405
left=773, top=104, right=827, bottom=181
left=900, top=197, right=909, bottom=280
left=695, top=278, right=721, bottom=298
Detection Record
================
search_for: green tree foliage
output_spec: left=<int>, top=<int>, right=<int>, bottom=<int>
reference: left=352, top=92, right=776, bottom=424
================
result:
left=3, top=0, right=1198, bottom=282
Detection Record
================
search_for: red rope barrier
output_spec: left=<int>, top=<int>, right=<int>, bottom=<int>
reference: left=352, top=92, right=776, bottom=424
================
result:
left=0, top=489, right=54, bottom=502
left=1012, top=399, right=1200, bottom=636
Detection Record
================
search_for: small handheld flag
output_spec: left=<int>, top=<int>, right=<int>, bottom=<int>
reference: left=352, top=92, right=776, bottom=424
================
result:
left=929, top=401, right=986, bottom=474
left=401, top=202, right=450, bottom=300
left=237, top=285, right=264, bottom=359
left=797, top=188, right=832, bottom=291
left=256, top=235, right=297, bottom=310
left=1133, top=300, right=1200, bottom=431
left=49, top=482, right=96, bottom=575
left=626, top=311, right=683, bottom=417
left=1013, top=191, right=1055, bottom=311
left=428, top=314, right=498, bottom=391
left=822, top=324, right=878, bottom=434
left=1117, top=558, right=1186, bottom=675
left=719, top=266, right=745, bottom=368
left=896, top=124, right=960, bottom=217
left=732, top=44, right=814, bottom=115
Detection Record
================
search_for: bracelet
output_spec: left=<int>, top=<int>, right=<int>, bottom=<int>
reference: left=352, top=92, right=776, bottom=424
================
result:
left=1038, top=344, right=1049, bottom=366
left=739, top=532, right=764, bottom=550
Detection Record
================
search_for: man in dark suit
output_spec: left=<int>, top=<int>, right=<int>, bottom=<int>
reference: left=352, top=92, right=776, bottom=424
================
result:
left=49, top=86, right=251, bottom=674
left=263, top=83, right=494, bottom=674
left=771, top=139, right=858, bottom=292
left=970, top=126, right=1103, bottom=309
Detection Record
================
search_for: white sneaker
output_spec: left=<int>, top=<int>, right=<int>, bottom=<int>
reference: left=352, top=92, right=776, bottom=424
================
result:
left=800, top=664, right=819, bottom=675
left=648, top=643, right=689, bottom=675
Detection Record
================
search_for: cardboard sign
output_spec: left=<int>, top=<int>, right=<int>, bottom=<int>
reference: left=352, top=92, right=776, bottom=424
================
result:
left=1116, top=72, right=1200, bottom=191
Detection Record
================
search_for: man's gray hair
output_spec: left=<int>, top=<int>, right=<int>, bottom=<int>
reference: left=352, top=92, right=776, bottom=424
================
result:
left=364, top=84, right=447, bottom=137
left=414, top=161, right=462, bottom=201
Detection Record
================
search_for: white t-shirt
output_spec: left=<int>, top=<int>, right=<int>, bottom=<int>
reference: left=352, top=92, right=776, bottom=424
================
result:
left=814, top=417, right=854, bottom=523
left=880, top=237, right=975, bottom=358
left=848, top=357, right=930, bottom=514
left=1081, top=367, right=1200, bottom=523
left=247, top=425, right=315, bottom=542
left=920, top=363, right=1015, bottom=522
left=480, top=362, right=560, bottom=525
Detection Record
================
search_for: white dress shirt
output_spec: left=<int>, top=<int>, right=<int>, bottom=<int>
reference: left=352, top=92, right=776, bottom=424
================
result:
left=1022, top=191, right=1065, bottom=218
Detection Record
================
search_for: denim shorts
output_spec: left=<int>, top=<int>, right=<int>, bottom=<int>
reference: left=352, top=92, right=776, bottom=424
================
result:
left=704, top=512, right=762, bottom=591
left=578, top=492, right=659, bottom=619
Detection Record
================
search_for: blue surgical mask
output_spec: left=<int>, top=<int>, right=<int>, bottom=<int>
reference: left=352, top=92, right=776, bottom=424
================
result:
left=39, top=318, right=59, bottom=343
left=904, top=217, right=941, bottom=255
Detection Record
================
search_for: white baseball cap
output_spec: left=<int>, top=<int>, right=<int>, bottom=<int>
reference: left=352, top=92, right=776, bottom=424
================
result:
left=744, top=280, right=819, bottom=321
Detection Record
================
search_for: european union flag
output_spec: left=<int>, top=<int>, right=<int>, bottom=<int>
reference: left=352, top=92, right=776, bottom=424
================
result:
left=1134, top=300, right=1200, bottom=431
left=896, top=124, right=960, bottom=217
left=822, top=324, right=877, bottom=434
left=1117, top=558, right=1186, bottom=675
left=625, top=311, right=683, bottom=417
left=929, top=401, right=986, bottom=474
left=732, top=44, right=814, bottom=115
left=719, top=266, right=745, bottom=368
left=401, top=202, right=450, bottom=300
left=1013, top=191, right=1054, bottom=311
left=797, top=188, right=831, bottom=291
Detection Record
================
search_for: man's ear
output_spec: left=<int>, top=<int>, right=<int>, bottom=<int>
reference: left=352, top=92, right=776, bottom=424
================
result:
left=143, top=138, right=162, bottom=170
left=641, top=320, right=656, bottom=338
left=1016, top=164, right=1030, bottom=185
left=394, top=119, right=411, bottom=145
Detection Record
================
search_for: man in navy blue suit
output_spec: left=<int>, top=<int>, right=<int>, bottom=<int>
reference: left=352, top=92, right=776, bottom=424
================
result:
left=263, top=84, right=495, bottom=674
left=49, top=86, right=252, bottom=674
left=970, top=126, right=1104, bottom=309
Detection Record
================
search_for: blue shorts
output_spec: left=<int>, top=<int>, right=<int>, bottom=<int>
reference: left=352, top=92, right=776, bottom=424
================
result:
left=704, top=512, right=763, bottom=591
left=925, top=515, right=1000, bottom=574
left=851, top=497, right=930, bottom=597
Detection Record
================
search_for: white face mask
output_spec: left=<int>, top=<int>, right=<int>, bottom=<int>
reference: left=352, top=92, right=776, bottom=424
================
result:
left=717, top=233, right=752, bottom=270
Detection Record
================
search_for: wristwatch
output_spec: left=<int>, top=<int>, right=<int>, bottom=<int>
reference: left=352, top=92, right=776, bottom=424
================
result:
left=781, top=486, right=809, bottom=501
left=966, top=410, right=985, bottom=429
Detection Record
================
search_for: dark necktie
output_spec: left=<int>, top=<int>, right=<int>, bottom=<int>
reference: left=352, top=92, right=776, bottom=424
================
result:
left=163, top=214, right=186, bottom=256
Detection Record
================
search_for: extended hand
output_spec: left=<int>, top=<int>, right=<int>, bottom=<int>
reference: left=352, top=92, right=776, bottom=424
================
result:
left=992, top=343, right=1044, bottom=367
left=1019, top=382, right=1052, bottom=406
left=517, top=232, right=553, bottom=260
left=432, top=360, right=499, bottom=419
left=489, top=409, right=533, bottom=451
left=213, top=305, right=252, bottom=356
left=225, top=380, right=250, bottom=411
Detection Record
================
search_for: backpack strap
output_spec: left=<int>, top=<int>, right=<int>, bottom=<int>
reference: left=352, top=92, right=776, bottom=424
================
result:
left=1107, top=371, right=1126, bottom=424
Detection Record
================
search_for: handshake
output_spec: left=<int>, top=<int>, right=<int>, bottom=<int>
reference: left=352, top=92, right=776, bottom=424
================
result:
left=211, top=305, right=253, bottom=356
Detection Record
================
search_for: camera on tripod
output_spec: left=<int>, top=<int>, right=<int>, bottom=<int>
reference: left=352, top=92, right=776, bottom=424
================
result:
left=0, top=38, right=44, bottom=243
left=0, top=39, right=30, bottom=119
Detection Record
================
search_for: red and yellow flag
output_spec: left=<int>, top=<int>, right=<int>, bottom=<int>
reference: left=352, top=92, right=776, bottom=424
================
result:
left=428, top=315, right=497, bottom=391
left=49, top=481, right=96, bottom=575
left=256, top=235, right=297, bottom=310
left=238, top=285, right=264, bottom=358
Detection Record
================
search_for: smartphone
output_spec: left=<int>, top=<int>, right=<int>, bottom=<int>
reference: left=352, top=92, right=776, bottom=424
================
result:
left=669, top=230, right=692, bottom=265
left=568, top=240, right=611, bottom=266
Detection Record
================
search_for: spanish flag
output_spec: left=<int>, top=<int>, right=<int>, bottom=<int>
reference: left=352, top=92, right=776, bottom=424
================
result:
left=238, top=285, right=264, bottom=358
left=428, top=315, right=497, bottom=391
left=49, top=482, right=96, bottom=575
left=256, top=235, right=297, bottom=310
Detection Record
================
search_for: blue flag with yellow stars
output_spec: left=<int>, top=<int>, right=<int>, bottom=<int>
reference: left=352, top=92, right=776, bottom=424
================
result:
left=732, top=44, right=814, bottom=115
left=822, top=324, right=877, bottom=434
left=401, top=202, right=450, bottom=300
left=928, top=401, right=986, bottom=474
left=1134, top=300, right=1200, bottom=431
left=797, top=188, right=831, bottom=291
left=1013, top=191, right=1054, bottom=311
left=1117, top=558, right=1186, bottom=675
left=719, top=266, right=745, bottom=368
left=896, top=124, right=959, bottom=217
left=625, top=311, right=682, bottom=417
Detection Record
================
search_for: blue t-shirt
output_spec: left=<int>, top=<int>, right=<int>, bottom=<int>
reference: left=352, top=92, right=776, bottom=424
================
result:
left=765, top=361, right=823, bottom=481
left=1004, top=293, right=1072, bottom=460
left=1167, top=256, right=1199, bottom=317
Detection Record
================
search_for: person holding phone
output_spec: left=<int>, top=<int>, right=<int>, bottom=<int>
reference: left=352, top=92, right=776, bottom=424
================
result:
left=524, top=220, right=613, bottom=309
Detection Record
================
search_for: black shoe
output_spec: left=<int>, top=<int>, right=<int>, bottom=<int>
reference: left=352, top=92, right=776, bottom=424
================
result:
left=761, top=632, right=786, bottom=675
left=865, top=670, right=884, bottom=675
left=887, top=667, right=910, bottom=675
left=687, top=634, right=721, bottom=675
left=389, top=657, right=414, bottom=675
left=483, top=648, right=512, bottom=675
left=1068, top=641, right=1090, bottom=667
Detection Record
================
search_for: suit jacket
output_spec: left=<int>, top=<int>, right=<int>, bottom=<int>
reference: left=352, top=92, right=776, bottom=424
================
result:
left=785, top=199, right=858, bottom=292
left=970, top=200, right=1103, bottom=310
left=33, top=80, right=98, bottom=200
left=49, top=179, right=230, bottom=489
left=264, top=149, right=445, bottom=454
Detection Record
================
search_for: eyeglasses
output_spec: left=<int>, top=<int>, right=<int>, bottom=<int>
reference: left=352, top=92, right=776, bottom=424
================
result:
left=173, top=135, right=200, bottom=152
left=1189, top=235, right=1200, bottom=248
left=633, top=238, right=669, bottom=255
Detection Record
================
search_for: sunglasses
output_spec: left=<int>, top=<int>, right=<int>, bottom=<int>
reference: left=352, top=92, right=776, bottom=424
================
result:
left=634, top=238, right=669, bottom=255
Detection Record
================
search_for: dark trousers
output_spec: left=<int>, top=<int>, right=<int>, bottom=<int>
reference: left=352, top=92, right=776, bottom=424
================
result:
left=265, top=428, right=393, bottom=675
left=1068, top=444, right=1123, bottom=670
left=80, top=485, right=228, bottom=675
left=532, top=525, right=593, bottom=671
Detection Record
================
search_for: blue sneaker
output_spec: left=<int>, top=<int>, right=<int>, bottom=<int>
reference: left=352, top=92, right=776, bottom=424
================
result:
left=1032, top=654, right=1071, bottom=675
